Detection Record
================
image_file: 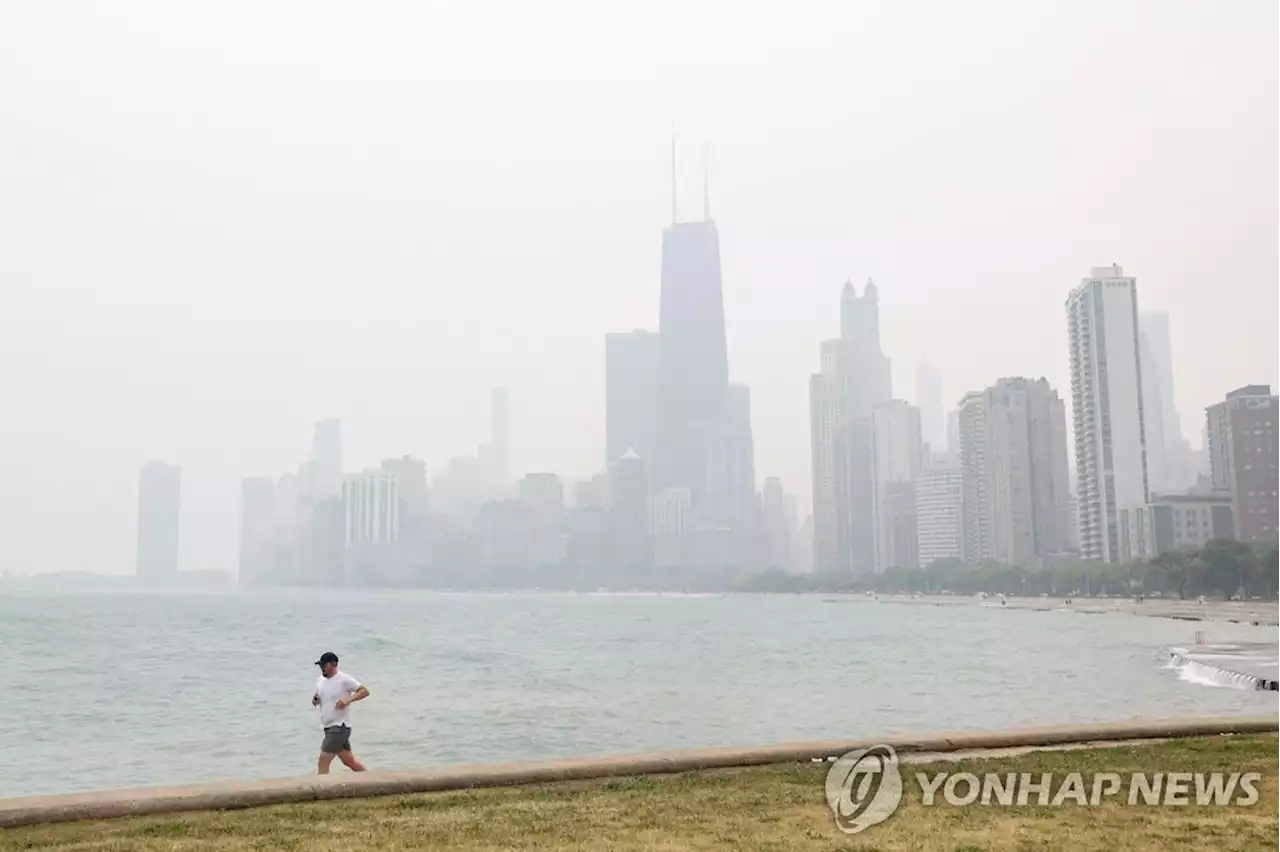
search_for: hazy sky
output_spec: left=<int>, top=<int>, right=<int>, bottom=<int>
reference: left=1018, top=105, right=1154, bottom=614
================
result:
left=2, top=2, right=1276, bottom=574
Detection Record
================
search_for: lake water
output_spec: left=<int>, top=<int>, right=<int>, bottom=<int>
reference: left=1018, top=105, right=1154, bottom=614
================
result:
left=1, top=589, right=1274, bottom=798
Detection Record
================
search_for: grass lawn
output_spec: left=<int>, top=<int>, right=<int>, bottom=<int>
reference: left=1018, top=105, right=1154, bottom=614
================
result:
left=2, top=734, right=1275, bottom=851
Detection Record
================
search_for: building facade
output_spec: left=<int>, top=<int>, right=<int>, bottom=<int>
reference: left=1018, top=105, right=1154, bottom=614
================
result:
left=916, top=455, right=963, bottom=568
left=761, top=477, right=790, bottom=571
left=238, top=476, right=275, bottom=585
left=609, top=449, right=650, bottom=574
left=1206, top=385, right=1279, bottom=543
left=956, top=391, right=990, bottom=562
left=1066, top=265, right=1150, bottom=562
left=605, top=330, right=660, bottom=466
left=871, top=400, right=922, bottom=571
left=519, top=472, right=565, bottom=525
left=309, top=419, right=343, bottom=500
left=1120, top=493, right=1234, bottom=561
left=984, top=377, right=1073, bottom=564
left=653, top=218, right=729, bottom=522
left=809, top=280, right=892, bottom=575
left=916, top=360, right=946, bottom=457
left=343, top=470, right=400, bottom=547
left=136, top=460, right=181, bottom=580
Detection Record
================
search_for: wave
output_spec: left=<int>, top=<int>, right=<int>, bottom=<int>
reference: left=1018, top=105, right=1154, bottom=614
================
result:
left=1165, top=650, right=1278, bottom=691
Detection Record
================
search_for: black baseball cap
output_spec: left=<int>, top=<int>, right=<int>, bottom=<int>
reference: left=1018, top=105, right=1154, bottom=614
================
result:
left=315, top=652, right=339, bottom=666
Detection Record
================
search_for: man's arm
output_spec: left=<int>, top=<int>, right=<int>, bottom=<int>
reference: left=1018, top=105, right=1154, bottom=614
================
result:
left=336, top=681, right=370, bottom=709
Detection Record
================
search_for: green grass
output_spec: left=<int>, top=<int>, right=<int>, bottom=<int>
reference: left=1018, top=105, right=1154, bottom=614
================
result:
left=3, top=734, right=1275, bottom=851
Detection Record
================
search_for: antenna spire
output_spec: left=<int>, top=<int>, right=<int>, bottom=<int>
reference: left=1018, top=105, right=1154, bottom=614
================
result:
left=702, top=141, right=710, bottom=221
left=670, top=130, right=678, bottom=225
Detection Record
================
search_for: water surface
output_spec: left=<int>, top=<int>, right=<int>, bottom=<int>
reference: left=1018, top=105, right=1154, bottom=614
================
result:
left=2, top=590, right=1272, bottom=798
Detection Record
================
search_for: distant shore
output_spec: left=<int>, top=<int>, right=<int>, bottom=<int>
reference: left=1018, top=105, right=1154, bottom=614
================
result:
left=820, top=592, right=1278, bottom=625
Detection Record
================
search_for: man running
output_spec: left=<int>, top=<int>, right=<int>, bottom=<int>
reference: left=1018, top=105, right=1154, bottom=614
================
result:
left=311, top=651, right=371, bottom=774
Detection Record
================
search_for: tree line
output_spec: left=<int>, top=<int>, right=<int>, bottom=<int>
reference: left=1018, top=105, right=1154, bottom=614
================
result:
left=737, top=539, right=1279, bottom=599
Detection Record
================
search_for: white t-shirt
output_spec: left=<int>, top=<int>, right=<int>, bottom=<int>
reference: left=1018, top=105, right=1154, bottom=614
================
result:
left=314, top=671, right=363, bottom=728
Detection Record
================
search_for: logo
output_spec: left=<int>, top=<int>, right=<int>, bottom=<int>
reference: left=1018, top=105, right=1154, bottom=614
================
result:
left=820, top=755, right=1261, bottom=837
left=824, top=744, right=903, bottom=834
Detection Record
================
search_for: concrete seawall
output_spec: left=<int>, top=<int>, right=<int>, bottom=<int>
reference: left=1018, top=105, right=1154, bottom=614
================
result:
left=1, top=716, right=1274, bottom=829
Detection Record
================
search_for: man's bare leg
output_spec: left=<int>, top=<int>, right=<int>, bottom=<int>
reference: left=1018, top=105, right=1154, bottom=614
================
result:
left=318, top=752, right=337, bottom=774
left=338, top=749, right=367, bottom=772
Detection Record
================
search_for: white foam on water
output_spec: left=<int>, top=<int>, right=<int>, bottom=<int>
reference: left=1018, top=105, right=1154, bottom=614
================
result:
left=1166, top=654, right=1263, bottom=691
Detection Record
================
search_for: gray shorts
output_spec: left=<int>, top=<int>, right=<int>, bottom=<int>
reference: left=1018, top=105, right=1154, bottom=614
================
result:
left=321, top=725, right=352, bottom=754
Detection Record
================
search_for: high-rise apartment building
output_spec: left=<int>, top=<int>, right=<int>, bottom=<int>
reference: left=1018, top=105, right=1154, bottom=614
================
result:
left=983, top=378, right=1073, bottom=564
left=916, top=455, right=963, bottom=567
left=1066, top=265, right=1150, bottom=562
left=957, top=391, right=990, bottom=562
left=810, top=341, right=847, bottom=573
left=1206, top=385, right=1278, bottom=543
left=136, top=460, right=181, bottom=580
left=605, top=330, right=660, bottom=466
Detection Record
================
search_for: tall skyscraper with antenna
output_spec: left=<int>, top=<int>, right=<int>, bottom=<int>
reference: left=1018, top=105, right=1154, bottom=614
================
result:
left=653, top=137, right=739, bottom=529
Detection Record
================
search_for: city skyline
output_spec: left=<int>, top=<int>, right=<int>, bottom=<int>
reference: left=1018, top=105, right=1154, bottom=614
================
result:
left=2, top=2, right=1275, bottom=574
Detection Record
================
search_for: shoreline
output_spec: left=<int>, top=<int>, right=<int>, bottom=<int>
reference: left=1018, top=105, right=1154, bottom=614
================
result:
left=821, top=592, right=1279, bottom=625
left=1, top=716, right=1274, bottom=829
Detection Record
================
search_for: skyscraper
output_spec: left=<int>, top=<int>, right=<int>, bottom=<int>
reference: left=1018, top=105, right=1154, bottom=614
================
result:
left=1137, top=328, right=1168, bottom=495
left=871, top=400, right=923, bottom=571
left=762, top=477, right=790, bottom=571
left=810, top=341, right=847, bottom=572
left=916, top=361, right=945, bottom=457
left=1066, top=265, right=1150, bottom=562
left=957, top=391, right=990, bottom=563
left=238, top=476, right=275, bottom=586
left=834, top=420, right=876, bottom=574
left=605, top=330, right=660, bottom=465
left=343, top=469, right=400, bottom=548
left=609, top=448, right=650, bottom=574
left=1139, top=312, right=1182, bottom=446
left=983, top=377, right=1073, bottom=564
left=783, top=494, right=804, bottom=573
left=809, top=280, right=892, bottom=575
left=309, top=419, right=343, bottom=500
left=136, top=460, right=181, bottom=581
left=1139, top=312, right=1197, bottom=492
left=841, top=280, right=892, bottom=418
left=518, top=472, right=565, bottom=525
left=709, top=382, right=757, bottom=531
left=653, top=218, right=729, bottom=523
